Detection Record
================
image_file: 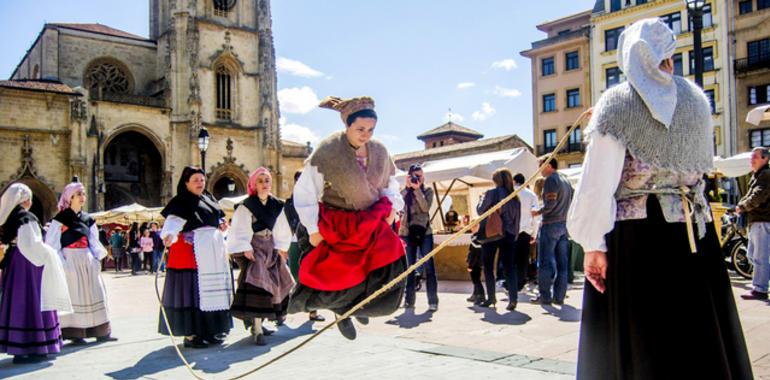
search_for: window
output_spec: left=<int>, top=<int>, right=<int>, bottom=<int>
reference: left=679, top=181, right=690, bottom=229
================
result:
left=748, top=38, right=770, bottom=65
left=216, top=65, right=233, bottom=120
left=702, top=4, right=713, bottom=28
left=750, top=129, right=770, bottom=149
left=704, top=89, right=716, bottom=114
left=568, top=127, right=582, bottom=152
left=566, top=51, right=579, bottom=71
left=749, top=84, right=770, bottom=105
left=673, top=53, right=684, bottom=76
left=611, top=0, right=622, bottom=12
left=759, top=0, right=770, bottom=10
left=606, top=67, right=623, bottom=88
left=213, top=0, right=235, bottom=17
left=660, top=12, right=682, bottom=35
left=567, top=88, right=581, bottom=108
left=543, top=94, right=556, bottom=112
left=544, top=129, right=557, bottom=153
left=85, top=60, right=131, bottom=96
left=689, top=47, right=714, bottom=73
left=605, top=27, right=624, bottom=52
left=542, top=57, right=555, bottom=76
left=740, top=0, right=753, bottom=14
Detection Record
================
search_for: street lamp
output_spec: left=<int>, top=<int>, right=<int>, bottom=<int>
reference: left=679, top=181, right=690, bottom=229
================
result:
left=197, top=127, right=210, bottom=173
left=686, top=0, right=705, bottom=88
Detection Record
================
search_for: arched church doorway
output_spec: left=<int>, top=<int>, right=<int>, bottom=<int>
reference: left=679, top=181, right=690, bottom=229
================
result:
left=212, top=176, right=245, bottom=200
left=103, top=131, right=163, bottom=209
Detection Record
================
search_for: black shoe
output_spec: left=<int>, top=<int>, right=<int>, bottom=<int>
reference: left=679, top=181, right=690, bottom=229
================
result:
left=478, top=300, right=496, bottom=308
left=183, top=336, right=208, bottom=349
left=530, top=296, right=552, bottom=305
left=403, top=302, right=415, bottom=309
left=253, top=333, right=267, bottom=346
left=69, top=338, right=87, bottom=346
left=553, top=299, right=565, bottom=306
left=506, top=300, right=517, bottom=311
left=12, top=354, right=49, bottom=364
left=262, top=326, right=275, bottom=336
left=309, top=312, right=326, bottom=322
left=355, top=316, right=370, bottom=325
left=96, top=335, right=118, bottom=343
left=337, top=318, right=357, bottom=340
left=740, top=290, right=769, bottom=300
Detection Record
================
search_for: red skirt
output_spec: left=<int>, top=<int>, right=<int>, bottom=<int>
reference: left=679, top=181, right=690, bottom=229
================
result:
left=298, top=198, right=405, bottom=291
left=166, top=234, right=197, bottom=270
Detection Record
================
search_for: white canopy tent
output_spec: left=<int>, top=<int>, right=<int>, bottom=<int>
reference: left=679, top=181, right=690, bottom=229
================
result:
left=714, top=152, right=753, bottom=178
left=92, top=203, right=164, bottom=225
left=396, top=148, right=539, bottom=230
left=219, top=194, right=248, bottom=211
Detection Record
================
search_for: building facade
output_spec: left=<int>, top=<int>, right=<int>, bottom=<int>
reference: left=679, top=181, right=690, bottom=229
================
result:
left=1, top=0, right=307, bottom=221
left=589, top=0, right=734, bottom=156
left=520, top=10, right=592, bottom=169
left=730, top=0, right=770, bottom=152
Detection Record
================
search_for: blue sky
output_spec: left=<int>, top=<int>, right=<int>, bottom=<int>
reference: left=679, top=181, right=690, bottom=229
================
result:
left=0, top=0, right=594, bottom=154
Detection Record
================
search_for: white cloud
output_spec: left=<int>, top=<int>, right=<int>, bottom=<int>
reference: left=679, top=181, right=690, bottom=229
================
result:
left=444, top=112, right=465, bottom=123
left=457, top=82, right=476, bottom=90
left=278, top=86, right=320, bottom=114
left=472, top=102, right=496, bottom=121
left=493, top=86, right=523, bottom=98
left=276, top=57, right=324, bottom=78
left=279, top=117, right=320, bottom=144
left=491, top=59, right=518, bottom=71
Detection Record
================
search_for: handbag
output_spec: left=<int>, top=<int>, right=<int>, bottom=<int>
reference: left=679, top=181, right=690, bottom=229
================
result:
left=478, top=190, right=504, bottom=244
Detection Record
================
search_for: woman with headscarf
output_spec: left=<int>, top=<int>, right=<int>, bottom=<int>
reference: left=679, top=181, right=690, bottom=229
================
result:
left=46, top=181, right=116, bottom=344
left=0, top=183, right=71, bottom=363
left=567, top=19, right=752, bottom=379
left=287, top=96, right=406, bottom=340
left=226, top=167, right=294, bottom=345
left=158, top=166, right=233, bottom=349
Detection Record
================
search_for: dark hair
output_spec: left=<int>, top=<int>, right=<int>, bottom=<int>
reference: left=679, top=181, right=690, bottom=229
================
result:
left=293, top=170, right=303, bottom=183
left=346, top=109, right=378, bottom=127
left=540, top=157, right=558, bottom=170
left=492, top=168, right=515, bottom=194
left=177, top=166, right=206, bottom=195
left=513, top=173, right=526, bottom=185
left=408, top=163, right=422, bottom=175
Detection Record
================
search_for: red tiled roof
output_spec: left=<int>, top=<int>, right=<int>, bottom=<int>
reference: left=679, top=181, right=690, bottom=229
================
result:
left=49, top=23, right=148, bottom=41
left=0, top=80, right=77, bottom=95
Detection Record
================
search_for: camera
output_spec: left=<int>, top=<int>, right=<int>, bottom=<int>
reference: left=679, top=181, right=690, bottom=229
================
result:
left=410, top=174, right=420, bottom=184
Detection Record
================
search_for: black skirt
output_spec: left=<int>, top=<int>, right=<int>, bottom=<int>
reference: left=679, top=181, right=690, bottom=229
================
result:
left=158, top=269, right=233, bottom=338
left=577, top=197, right=753, bottom=380
left=230, top=256, right=289, bottom=321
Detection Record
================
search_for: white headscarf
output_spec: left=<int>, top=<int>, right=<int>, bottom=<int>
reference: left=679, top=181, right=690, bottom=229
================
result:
left=617, top=18, right=678, bottom=128
left=0, top=183, right=33, bottom=225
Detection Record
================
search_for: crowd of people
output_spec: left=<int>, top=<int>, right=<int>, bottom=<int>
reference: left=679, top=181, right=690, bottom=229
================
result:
left=0, top=18, right=760, bottom=379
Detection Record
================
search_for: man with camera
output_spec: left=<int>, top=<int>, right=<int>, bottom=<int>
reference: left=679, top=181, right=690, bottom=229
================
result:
left=398, top=164, right=439, bottom=311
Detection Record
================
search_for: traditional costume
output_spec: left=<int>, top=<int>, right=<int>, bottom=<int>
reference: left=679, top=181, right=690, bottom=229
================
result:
left=46, top=182, right=113, bottom=342
left=567, top=19, right=752, bottom=379
left=286, top=96, right=406, bottom=340
left=226, top=168, right=294, bottom=345
left=0, top=184, right=71, bottom=363
left=158, top=167, right=233, bottom=348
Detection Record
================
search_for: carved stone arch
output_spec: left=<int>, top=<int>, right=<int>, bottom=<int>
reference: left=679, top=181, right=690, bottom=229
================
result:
left=83, top=57, right=135, bottom=96
left=102, top=123, right=167, bottom=162
left=0, top=178, right=59, bottom=224
left=207, top=163, right=249, bottom=200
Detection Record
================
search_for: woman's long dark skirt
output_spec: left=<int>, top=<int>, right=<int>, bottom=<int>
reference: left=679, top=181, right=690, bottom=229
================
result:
left=577, top=197, right=753, bottom=380
left=158, top=269, right=233, bottom=338
left=230, top=255, right=289, bottom=322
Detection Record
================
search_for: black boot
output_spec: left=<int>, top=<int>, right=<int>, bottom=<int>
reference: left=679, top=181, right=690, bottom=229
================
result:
left=337, top=317, right=357, bottom=340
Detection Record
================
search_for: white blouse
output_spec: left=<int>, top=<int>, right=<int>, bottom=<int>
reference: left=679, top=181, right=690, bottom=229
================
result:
left=566, top=131, right=627, bottom=253
left=273, top=210, right=293, bottom=252
left=17, top=222, right=73, bottom=313
left=45, top=220, right=108, bottom=260
left=292, top=163, right=405, bottom=235
left=159, top=215, right=187, bottom=245
left=227, top=206, right=256, bottom=254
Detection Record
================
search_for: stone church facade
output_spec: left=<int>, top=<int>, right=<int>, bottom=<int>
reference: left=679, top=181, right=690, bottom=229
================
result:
left=0, top=0, right=308, bottom=222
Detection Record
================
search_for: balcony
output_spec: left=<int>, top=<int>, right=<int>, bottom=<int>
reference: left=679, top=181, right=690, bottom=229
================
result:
left=536, top=143, right=585, bottom=156
left=735, top=54, right=770, bottom=76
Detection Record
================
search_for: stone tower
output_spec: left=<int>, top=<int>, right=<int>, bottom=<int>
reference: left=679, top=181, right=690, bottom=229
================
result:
left=149, top=0, right=283, bottom=194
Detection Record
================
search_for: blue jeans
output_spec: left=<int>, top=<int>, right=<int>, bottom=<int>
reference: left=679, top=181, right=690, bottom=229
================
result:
left=748, top=222, right=770, bottom=293
left=537, top=222, right=570, bottom=302
left=152, top=249, right=165, bottom=272
left=404, top=235, right=439, bottom=306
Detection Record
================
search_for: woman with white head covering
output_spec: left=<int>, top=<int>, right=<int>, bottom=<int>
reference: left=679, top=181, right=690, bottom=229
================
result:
left=46, top=181, right=116, bottom=345
left=567, top=18, right=752, bottom=379
left=0, top=183, right=71, bottom=363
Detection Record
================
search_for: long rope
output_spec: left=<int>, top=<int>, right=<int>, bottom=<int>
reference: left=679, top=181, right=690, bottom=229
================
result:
left=154, top=109, right=592, bottom=379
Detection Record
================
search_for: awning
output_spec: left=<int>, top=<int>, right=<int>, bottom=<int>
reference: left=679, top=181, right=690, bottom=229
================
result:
left=714, top=152, right=752, bottom=178
left=747, top=105, right=770, bottom=126
left=92, top=203, right=164, bottom=224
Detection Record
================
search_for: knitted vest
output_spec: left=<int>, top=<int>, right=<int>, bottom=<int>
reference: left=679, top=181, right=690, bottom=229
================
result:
left=309, top=131, right=395, bottom=211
